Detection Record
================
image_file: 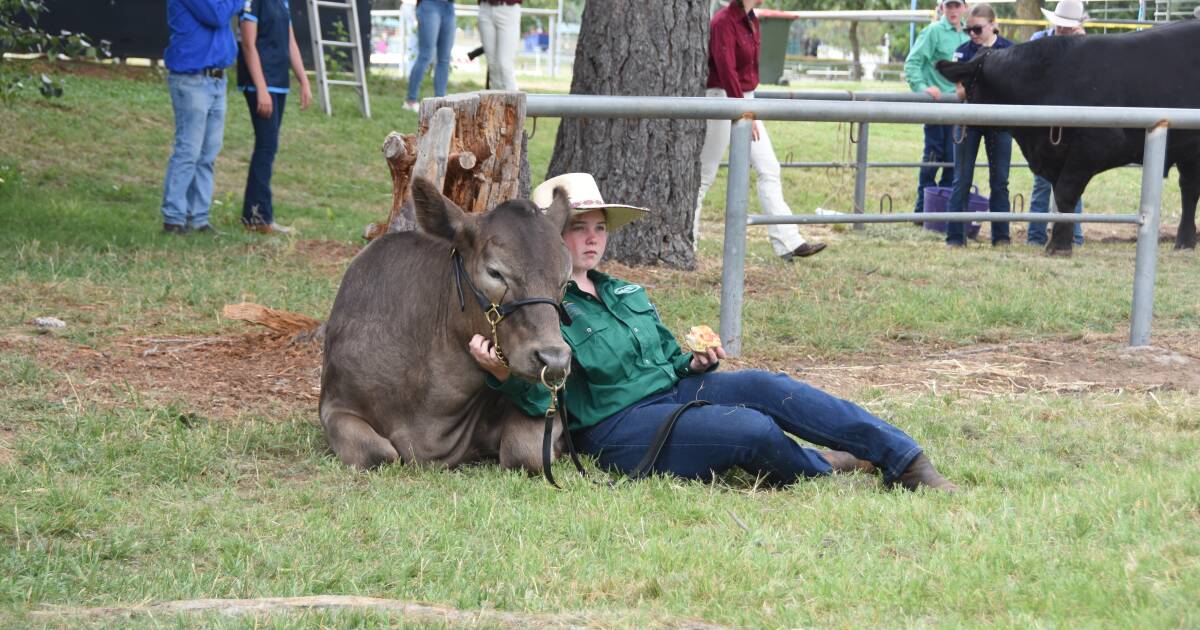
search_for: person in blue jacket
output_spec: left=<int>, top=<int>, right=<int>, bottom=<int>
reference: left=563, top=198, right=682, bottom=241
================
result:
left=237, top=0, right=312, bottom=234
left=945, top=3, right=1015, bottom=247
left=160, top=0, right=244, bottom=234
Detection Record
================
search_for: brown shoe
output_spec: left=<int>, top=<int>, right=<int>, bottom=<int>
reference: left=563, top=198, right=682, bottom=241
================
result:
left=820, top=450, right=877, bottom=474
left=244, top=222, right=296, bottom=235
left=783, top=242, right=827, bottom=261
left=890, top=453, right=958, bottom=492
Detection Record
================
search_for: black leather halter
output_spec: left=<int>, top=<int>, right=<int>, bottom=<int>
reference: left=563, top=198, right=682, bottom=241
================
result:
left=451, top=249, right=571, bottom=367
left=451, top=249, right=585, bottom=487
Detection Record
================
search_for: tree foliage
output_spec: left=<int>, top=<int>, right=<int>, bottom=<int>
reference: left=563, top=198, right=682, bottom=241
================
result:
left=0, top=0, right=109, bottom=102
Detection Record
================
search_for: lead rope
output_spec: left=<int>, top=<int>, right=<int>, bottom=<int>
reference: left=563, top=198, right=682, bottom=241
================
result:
left=539, top=365, right=588, bottom=488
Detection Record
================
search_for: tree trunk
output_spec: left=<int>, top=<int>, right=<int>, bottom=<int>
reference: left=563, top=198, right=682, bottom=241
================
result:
left=546, top=0, right=710, bottom=269
left=1015, top=0, right=1044, bottom=42
left=848, top=21, right=862, bottom=81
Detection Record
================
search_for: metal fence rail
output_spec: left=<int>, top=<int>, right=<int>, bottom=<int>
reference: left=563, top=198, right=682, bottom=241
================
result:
left=525, top=94, right=1192, bottom=351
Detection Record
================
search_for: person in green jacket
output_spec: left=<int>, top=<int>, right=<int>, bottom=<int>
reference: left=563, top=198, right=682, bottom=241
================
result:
left=467, top=172, right=957, bottom=492
left=905, top=0, right=969, bottom=215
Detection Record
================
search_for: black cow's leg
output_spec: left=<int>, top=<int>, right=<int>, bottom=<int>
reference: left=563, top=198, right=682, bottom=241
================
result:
left=1045, top=177, right=1087, bottom=257
left=1176, top=161, right=1199, bottom=250
left=321, top=407, right=399, bottom=470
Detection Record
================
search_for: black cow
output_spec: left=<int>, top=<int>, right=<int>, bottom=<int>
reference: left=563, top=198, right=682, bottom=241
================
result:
left=937, top=21, right=1200, bottom=255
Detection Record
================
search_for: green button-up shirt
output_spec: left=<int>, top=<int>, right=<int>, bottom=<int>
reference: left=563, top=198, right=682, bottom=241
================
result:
left=488, top=271, right=705, bottom=430
left=904, top=15, right=968, bottom=95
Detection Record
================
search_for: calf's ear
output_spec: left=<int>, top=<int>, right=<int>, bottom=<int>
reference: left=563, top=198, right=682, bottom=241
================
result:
left=545, top=186, right=572, bottom=234
left=412, top=177, right=477, bottom=246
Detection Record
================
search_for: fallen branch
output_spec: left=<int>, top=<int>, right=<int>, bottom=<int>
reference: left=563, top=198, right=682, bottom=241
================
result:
left=222, top=303, right=321, bottom=337
left=31, top=595, right=733, bottom=629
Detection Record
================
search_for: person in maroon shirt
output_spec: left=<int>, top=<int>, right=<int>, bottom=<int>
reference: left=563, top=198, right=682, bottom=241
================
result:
left=694, top=0, right=826, bottom=261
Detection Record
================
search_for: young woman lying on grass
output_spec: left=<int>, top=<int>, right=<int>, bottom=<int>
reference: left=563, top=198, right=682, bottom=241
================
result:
left=467, top=173, right=957, bottom=492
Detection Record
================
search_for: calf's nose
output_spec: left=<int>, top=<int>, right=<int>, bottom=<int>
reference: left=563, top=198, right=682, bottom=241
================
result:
left=535, top=346, right=572, bottom=379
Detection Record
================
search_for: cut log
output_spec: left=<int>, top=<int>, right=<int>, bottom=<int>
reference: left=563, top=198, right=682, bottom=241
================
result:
left=373, top=91, right=529, bottom=238
left=378, top=131, right=417, bottom=235
left=415, top=90, right=526, bottom=215
left=386, top=106, right=457, bottom=233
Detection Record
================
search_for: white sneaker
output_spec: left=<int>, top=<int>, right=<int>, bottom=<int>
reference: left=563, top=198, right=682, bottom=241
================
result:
left=403, top=101, right=419, bottom=112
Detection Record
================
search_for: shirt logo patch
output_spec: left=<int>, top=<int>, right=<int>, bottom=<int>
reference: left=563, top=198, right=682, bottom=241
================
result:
left=613, top=284, right=642, bottom=295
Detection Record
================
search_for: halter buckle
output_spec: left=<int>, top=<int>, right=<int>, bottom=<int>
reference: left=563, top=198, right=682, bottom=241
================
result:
left=484, top=305, right=504, bottom=326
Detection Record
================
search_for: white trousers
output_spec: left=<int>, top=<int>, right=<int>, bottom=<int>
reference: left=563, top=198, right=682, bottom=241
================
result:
left=477, top=3, right=521, bottom=91
left=695, top=88, right=806, bottom=256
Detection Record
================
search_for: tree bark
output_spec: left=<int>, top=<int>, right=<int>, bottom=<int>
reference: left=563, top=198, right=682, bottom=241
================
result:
left=1015, top=0, right=1044, bottom=43
left=546, top=0, right=710, bottom=269
left=848, top=21, right=862, bottom=81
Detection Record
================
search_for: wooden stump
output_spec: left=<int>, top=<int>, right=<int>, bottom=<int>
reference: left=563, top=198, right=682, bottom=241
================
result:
left=416, top=91, right=525, bottom=215
left=368, top=91, right=529, bottom=239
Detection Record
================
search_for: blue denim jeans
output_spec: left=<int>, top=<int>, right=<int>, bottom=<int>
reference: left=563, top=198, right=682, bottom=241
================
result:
left=947, top=127, right=1012, bottom=245
left=242, top=91, right=288, bottom=226
left=572, top=370, right=923, bottom=485
left=1026, top=174, right=1084, bottom=245
left=161, top=72, right=228, bottom=228
left=406, top=0, right=455, bottom=101
left=914, top=124, right=956, bottom=213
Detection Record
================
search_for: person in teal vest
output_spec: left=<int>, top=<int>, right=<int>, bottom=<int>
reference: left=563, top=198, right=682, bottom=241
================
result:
left=468, top=173, right=958, bottom=492
left=904, top=0, right=969, bottom=215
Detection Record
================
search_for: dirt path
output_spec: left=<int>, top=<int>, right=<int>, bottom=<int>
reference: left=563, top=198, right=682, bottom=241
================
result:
left=4, top=327, right=1197, bottom=423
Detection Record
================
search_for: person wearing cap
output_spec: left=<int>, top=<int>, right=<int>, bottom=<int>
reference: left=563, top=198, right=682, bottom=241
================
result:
left=160, top=0, right=244, bottom=235
left=904, top=0, right=969, bottom=217
left=945, top=3, right=1015, bottom=248
left=468, top=172, right=958, bottom=492
left=694, top=0, right=826, bottom=262
left=1025, top=0, right=1087, bottom=247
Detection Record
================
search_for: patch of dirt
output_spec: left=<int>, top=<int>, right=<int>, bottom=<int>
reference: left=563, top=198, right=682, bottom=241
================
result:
left=730, top=330, right=1200, bottom=398
left=0, top=331, right=322, bottom=421
left=283, top=239, right=364, bottom=277
left=0, top=427, right=15, bottom=465
left=4, top=326, right=1198, bottom=429
left=25, top=59, right=162, bottom=82
left=1001, top=222, right=1177, bottom=245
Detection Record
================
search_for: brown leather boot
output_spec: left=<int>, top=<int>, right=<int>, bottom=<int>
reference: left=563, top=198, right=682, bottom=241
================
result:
left=890, top=453, right=958, bottom=492
left=820, top=450, right=877, bottom=474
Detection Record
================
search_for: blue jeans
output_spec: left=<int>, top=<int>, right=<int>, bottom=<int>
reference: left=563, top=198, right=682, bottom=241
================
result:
left=947, top=127, right=1012, bottom=245
left=914, top=124, right=955, bottom=213
left=573, top=370, right=923, bottom=485
left=161, top=72, right=227, bottom=228
left=242, top=91, right=287, bottom=226
left=1026, top=175, right=1084, bottom=245
left=407, top=0, right=455, bottom=101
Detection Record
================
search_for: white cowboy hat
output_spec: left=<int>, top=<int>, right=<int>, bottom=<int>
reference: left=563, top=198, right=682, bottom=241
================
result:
left=531, top=173, right=649, bottom=231
left=1041, top=0, right=1088, bottom=28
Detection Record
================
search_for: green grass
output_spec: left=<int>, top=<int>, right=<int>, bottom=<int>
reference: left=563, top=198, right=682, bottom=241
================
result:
left=2, top=61, right=1199, bottom=628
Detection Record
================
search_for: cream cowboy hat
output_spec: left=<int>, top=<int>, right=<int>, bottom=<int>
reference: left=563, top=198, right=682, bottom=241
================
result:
left=531, top=173, right=649, bottom=231
left=1041, top=0, right=1088, bottom=28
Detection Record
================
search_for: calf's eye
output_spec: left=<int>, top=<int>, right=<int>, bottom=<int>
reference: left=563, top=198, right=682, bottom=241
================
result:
left=487, top=268, right=504, bottom=281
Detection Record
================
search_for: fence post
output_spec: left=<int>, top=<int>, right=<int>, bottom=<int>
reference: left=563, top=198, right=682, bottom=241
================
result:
left=719, top=117, right=753, bottom=357
left=853, top=122, right=870, bottom=230
left=1129, top=122, right=1168, bottom=347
